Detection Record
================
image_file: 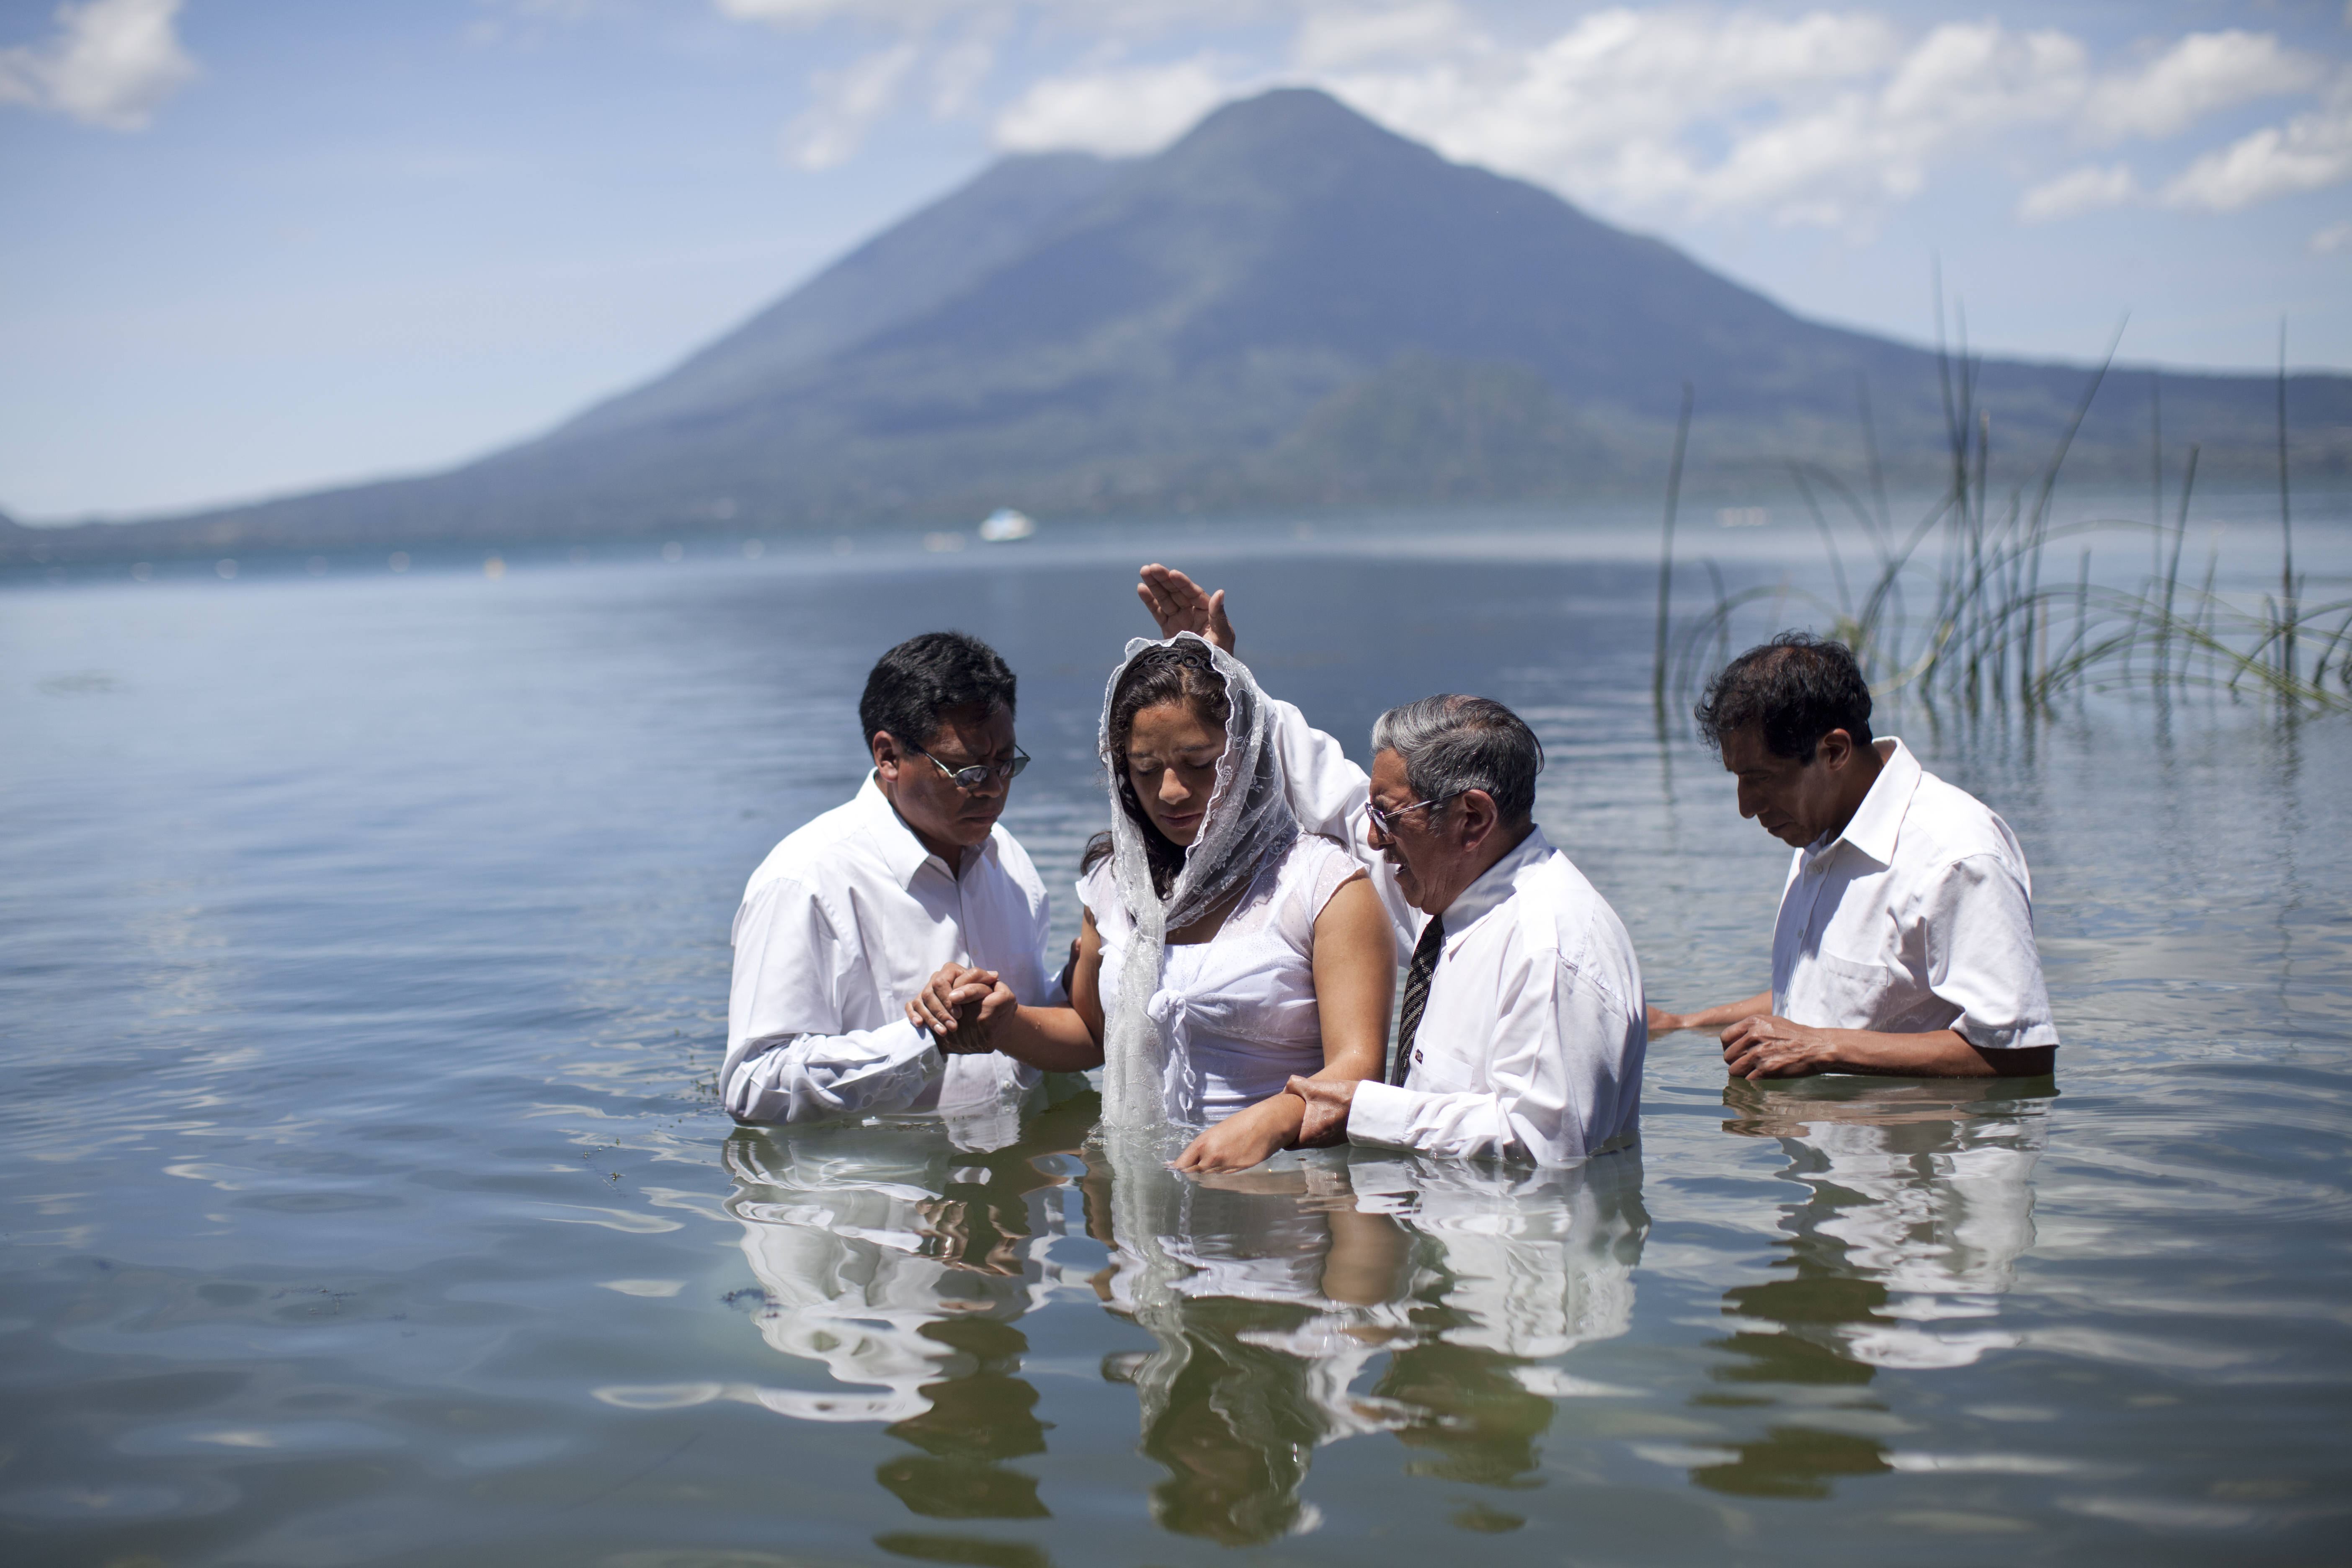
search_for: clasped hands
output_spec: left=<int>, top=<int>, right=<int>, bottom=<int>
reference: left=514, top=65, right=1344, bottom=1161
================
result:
left=906, top=962, right=1018, bottom=1055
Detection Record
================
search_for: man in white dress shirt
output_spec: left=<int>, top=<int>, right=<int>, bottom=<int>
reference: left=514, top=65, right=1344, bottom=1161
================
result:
left=721, top=631, right=1056, bottom=1127
left=1137, top=567, right=1647, bottom=1167
left=1647, top=632, right=2059, bottom=1079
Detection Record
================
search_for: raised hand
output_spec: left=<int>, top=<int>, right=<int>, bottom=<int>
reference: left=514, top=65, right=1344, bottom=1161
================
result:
left=1137, top=563, right=1236, bottom=653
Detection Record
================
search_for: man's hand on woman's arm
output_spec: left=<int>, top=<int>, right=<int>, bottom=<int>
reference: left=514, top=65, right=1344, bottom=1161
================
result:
left=1286, top=1076, right=1356, bottom=1146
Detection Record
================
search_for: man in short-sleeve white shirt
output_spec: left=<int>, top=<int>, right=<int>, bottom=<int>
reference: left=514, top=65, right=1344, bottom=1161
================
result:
left=1649, top=632, right=2059, bottom=1079
left=721, top=632, right=1055, bottom=1127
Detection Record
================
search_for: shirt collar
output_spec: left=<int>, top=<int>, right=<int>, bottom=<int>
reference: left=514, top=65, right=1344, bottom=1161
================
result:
left=1437, top=824, right=1553, bottom=952
left=1812, top=737, right=1919, bottom=869
left=854, top=770, right=993, bottom=887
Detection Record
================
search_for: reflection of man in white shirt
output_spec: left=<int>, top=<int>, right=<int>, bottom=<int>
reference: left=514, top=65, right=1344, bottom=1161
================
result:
left=1136, top=567, right=1646, bottom=1167
left=1649, top=633, right=2059, bottom=1079
left=720, top=632, right=1055, bottom=1125
left=1720, top=1082, right=2047, bottom=1370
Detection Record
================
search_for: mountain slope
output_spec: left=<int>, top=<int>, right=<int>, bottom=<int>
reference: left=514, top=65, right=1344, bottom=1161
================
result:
left=550, top=151, right=1122, bottom=446
left=14, top=89, right=2348, bottom=562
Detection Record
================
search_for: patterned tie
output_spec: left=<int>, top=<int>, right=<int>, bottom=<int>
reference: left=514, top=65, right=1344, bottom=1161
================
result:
left=1390, top=914, right=1446, bottom=1086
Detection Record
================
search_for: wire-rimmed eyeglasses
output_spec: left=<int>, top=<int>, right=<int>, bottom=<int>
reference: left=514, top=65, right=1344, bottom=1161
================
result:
left=1367, top=792, right=1457, bottom=838
left=909, top=744, right=1030, bottom=791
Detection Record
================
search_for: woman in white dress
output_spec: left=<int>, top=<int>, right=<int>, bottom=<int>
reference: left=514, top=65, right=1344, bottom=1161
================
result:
left=908, top=633, right=1395, bottom=1173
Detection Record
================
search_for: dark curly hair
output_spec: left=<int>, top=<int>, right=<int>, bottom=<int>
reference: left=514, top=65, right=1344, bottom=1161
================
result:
left=1079, top=641, right=1232, bottom=898
left=1694, top=631, right=1872, bottom=763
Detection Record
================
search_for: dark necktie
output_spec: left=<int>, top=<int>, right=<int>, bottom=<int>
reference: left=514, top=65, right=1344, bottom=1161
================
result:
left=1390, top=914, right=1446, bottom=1086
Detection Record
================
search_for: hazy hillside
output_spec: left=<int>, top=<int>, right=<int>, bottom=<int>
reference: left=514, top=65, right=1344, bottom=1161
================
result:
left=11, top=88, right=2347, bottom=565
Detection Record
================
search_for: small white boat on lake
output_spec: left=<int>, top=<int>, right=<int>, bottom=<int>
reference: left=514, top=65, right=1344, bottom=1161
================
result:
left=977, top=508, right=1036, bottom=543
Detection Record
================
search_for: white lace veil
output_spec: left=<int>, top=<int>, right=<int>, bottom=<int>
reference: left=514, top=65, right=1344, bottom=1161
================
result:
left=1097, top=633, right=1299, bottom=1131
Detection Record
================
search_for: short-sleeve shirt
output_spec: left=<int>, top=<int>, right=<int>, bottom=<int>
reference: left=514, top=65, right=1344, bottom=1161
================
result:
left=1772, top=738, right=2059, bottom=1052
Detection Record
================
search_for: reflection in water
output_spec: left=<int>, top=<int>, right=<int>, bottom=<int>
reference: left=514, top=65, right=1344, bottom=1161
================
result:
left=1358, top=1156, right=1649, bottom=1491
left=1091, top=1135, right=1414, bottom=1543
left=1093, top=1132, right=1649, bottom=1542
left=722, top=1092, right=1101, bottom=1521
left=723, top=1107, right=1650, bottom=1545
left=1693, top=1078, right=2054, bottom=1497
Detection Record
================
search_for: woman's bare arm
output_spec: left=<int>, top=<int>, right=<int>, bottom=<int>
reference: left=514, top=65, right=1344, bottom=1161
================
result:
left=984, top=909, right=1108, bottom=1071
left=1302, top=873, right=1395, bottom=1084
left=1175, top=873, right=1393, bottom=1171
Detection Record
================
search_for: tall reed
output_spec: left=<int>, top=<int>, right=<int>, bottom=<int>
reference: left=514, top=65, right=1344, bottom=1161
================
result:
left=1653, top=317, right=2350, bottom=722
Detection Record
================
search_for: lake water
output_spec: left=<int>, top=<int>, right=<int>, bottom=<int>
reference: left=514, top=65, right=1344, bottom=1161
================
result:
left=5, top=502, right=2350, bottom=1566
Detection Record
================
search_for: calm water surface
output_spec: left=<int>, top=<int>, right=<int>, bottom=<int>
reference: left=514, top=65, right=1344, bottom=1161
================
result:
left=5, top=508, right=2350, bottom=1566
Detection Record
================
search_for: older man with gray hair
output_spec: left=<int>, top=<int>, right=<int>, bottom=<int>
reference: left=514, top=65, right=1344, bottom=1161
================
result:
left=1140, top=566, right=1646, bottom=1167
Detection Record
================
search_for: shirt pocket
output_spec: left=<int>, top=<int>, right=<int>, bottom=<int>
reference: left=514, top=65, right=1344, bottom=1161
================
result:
left=1810, top=949, right=1916, bottom=1028
left=1409, top=1039, right=1478, bottom=1094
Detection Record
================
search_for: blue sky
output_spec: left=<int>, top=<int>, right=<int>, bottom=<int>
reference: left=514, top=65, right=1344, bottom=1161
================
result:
left=4, top=0, right=2348, bottom=521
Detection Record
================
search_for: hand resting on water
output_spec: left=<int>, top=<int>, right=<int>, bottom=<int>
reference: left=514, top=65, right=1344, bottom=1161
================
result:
left=1719, top=1012, right=2057, bottom=1080
left=1171, top=1092, right=1308, bottom=1175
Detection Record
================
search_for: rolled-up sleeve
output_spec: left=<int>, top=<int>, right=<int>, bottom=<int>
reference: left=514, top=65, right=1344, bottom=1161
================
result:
left=722, top=877, right=943, bottom=1123
left=1918, top=854, right=2060, bottom=1051
left=1347, top=957, right=1635, bottom=1166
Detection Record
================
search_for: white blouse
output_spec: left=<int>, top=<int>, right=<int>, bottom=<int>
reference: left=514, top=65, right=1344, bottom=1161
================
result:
left=1083, top=833, right=1364, bottom=1124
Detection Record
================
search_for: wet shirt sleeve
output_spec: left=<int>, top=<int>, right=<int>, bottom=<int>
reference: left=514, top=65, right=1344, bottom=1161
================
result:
left=721, top=875, right=942, bottom=1123
left=1346, top=953, right=1634, bottom=1167
left=1916, top=853, right=2061, bottom=1051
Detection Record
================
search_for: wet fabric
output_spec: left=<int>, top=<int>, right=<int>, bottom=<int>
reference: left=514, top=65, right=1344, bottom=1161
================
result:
left=1083, top=833, right=1360, bottom=1125
left=1096, top=633, right=1300, bottom=1130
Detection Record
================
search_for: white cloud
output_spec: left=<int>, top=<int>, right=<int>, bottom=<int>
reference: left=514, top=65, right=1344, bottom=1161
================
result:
left=993, top=55, right=1237, bottom=155
left=713, top=3, right=2352, bottom=230
left=927, top=28, right=1001, bottom=116
left=2083, top=30, right=2324, bottom=143
left=718, top=0, right=920, bottom=22
left=1323, top=13, right=2105, bottom=232
left=2311, top=219, right=2352, bottom=253
left=783, top=42, right=921, bottom=169
left=0, top=0, right=196, bottom=131
left=1294, top=2, right=1466, bottom=69
left=2016, top=162, right=2137, bottom=222
left=2161, top=77, right=2352, bottom=211
left=717, top=0, right=1273, bottom=28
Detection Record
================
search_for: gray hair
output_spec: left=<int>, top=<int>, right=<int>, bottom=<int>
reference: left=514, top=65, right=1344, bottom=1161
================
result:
left=1369, top=695, right=1543, bottom=825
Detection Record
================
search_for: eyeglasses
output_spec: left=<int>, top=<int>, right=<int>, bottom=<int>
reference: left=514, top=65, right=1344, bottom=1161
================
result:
left=909, top=744, right=1030, bottom=791
left=1367, top=792, right=1456, bottom=838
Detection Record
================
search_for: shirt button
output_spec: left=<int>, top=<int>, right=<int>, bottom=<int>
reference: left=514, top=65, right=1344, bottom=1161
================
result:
left=1414, top=1049, right=1424, bottom=1063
